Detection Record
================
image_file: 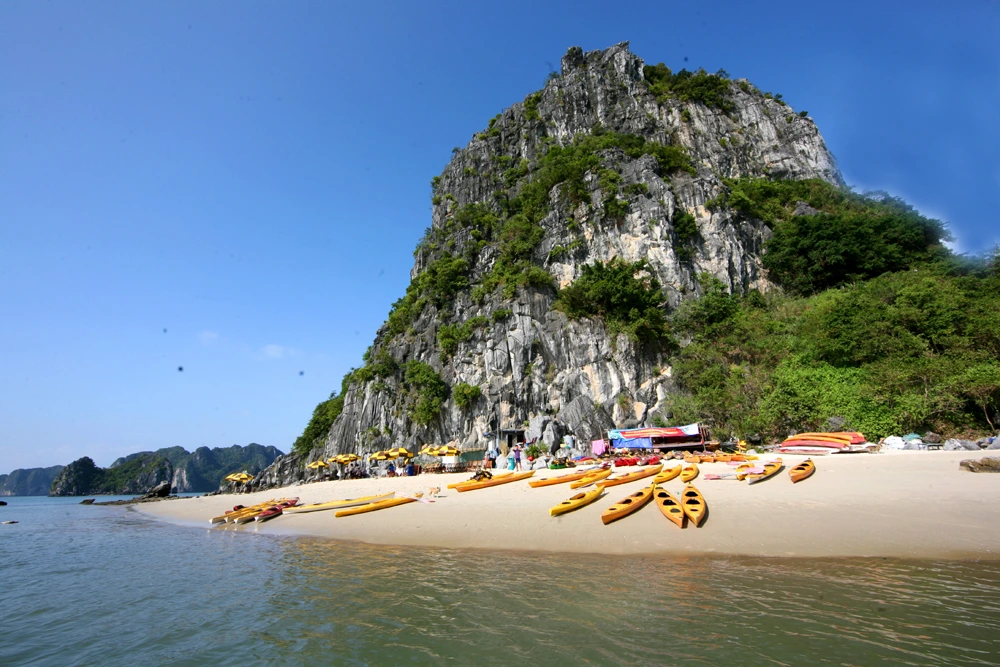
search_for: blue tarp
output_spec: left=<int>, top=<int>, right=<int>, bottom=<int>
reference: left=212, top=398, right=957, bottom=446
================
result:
left=611, top=437, right=653, bottom=449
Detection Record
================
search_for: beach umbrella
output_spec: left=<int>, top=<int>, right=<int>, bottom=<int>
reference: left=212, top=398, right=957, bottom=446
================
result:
left=419, top=445, right=439, bottom=456
left=386, top=447, right=413, bottom=459
left=306, top=460, right=329, bottom=470
left=369, top=451, right=389, bottom=461
left=435, top=446, right=461, bottom=457
left=231, top=472, right=254, bottom=483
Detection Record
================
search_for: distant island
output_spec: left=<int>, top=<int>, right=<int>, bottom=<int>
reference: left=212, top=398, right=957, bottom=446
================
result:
left=0, top=466, right=65, bottom=496
left=44, top=444, right=284, bottom=496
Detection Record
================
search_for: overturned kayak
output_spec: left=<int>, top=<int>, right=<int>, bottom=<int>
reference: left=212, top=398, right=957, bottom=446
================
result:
left=335, top=495, right=420, bottom=517
left=788, top=458, right=815, bottom=483
left=283, top=492, right=395, bottom=514
left=601, top=484, right=655, bottom=525
left=455, top=470, right=534, bottom=492
left=681, top=484, right=707, bottom=527
left=550, top=485, right=605, bottom=517
left=653, top=485, right=685, bottom=528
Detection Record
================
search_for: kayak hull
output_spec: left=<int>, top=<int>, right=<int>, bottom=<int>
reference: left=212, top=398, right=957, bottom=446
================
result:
left=283, top=492, right=395, bottom=514
left=681, top=484, right=707, bottom=527
left=455, top=471, right=534, bottom=492
left=653, top=485, right=686, bottom=528
left=335, top=496, right=418, bottom=517
left=789, top=458, right=815, bottom=483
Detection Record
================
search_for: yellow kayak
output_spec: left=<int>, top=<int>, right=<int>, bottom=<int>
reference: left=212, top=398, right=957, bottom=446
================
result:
left=529, top=467, right=603, bottom=488
left=789, top=458, right=815, bottom=483
left=653, top=466, right=682, bottom=484
left=550, top=485, right=605, bottom=517
left=746, top=458, right=784, bottom=485
left=335, top=495, right=420, bottom=517
left=599, top=464, right=663, bottom=489
left=569, top=468, right=613, bottom=489
left=680, top=463, right=699, bottom=482
left=283, top=492, right=395, bottom=514
left=456, top=470, right=535, bottom=492
left=448, top=471, right=511, bottom=489
left=601, top=484, right=655, bottom=525
left=653, top=485, right=685, bottom=528
left=681, top=484, right=707, bottom=527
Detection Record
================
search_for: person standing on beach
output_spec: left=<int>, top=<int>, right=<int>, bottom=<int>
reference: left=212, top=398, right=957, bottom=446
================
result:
left=512, top=441, right=523, bottom=471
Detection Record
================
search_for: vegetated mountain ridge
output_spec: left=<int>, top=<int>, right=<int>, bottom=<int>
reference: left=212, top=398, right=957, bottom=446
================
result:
left=48, top=444, right=283, bottom=496
left=0, top=466, right=65, bottom=496
left=251, top=41, right=858, bottom=489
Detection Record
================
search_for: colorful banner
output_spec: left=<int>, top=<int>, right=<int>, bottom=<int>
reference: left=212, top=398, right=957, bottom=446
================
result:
left=607, top=423, right=700, bottom=440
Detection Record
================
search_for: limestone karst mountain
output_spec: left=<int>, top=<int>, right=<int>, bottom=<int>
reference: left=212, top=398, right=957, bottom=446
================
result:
left=251, top=42, right=855, bottom=489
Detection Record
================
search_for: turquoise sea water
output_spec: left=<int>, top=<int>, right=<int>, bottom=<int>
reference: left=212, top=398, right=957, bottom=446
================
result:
left=1, top=496, right=998, bottom=666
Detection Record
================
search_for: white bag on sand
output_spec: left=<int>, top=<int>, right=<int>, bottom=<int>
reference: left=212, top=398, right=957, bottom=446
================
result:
left=883, top=436, right=906, bottom=450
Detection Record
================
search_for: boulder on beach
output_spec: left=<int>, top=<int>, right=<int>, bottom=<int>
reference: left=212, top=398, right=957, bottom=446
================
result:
left=144, top=481, right=172, bottom=498
left=79, top=498, right=95, bottom=505
left=959, top=457, right=1000, bottom=473
left=987, top=438, right=1000, bottom=450
left=922, top=431, right=942, bottom=444
left=944, top=439, right=981, bottom=451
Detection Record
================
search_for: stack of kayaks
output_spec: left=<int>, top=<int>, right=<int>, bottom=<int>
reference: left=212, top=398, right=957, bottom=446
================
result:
left=210, top=498, right=297, bottom=525
left=788, top=458, right=815, bottom=483
left=255, top=498, right=300, bottom=523
left=282, top=492, right=395, bottom=514
left=778, top=432, right=866, bottom=455
left=549, top=485, right=605, bottom=516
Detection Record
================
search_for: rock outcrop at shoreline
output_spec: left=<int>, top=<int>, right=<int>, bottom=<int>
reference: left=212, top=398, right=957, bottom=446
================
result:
left=960, top=457, right=1000, bottom=473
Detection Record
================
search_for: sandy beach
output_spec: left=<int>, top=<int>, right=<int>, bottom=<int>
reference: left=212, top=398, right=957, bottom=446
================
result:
left=136, top=451, right=1000, bottom=559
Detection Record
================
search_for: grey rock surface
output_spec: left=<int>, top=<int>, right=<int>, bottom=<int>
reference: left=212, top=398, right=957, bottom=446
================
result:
left=945, top=439, right=981, bottom=451
left=922, top=431, right=942, bottom=444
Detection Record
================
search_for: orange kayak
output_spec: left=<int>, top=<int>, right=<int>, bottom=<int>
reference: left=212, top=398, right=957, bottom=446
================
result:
left=601, top=484, right=655, bottom=525
left=570, top=468, right=613, bottom=489
left=653, top=485, right=685, bottom=528
left=529, top=467, right=604, bottom=488
left=681, top=484, right=707, bottom=527
left=599, top=464, right=663, bottom=489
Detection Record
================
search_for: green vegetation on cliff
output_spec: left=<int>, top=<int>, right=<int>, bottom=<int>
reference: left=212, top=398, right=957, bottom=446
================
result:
left=642, top=64, right=735, bottom=112
left=709, top=178, right=951, bottom=294
left=667, top=260, right=1000, bottom=439
left=554, top=258, right=672, bottom=345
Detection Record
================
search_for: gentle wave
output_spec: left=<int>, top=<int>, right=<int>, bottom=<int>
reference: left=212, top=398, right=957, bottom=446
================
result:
left=0, top=498, right=998, bottom=666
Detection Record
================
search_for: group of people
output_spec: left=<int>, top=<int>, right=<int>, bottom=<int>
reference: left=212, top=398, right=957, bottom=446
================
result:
left=385, top=461, right=417, bottom=478
left=482, top=439, right=536, bottom=471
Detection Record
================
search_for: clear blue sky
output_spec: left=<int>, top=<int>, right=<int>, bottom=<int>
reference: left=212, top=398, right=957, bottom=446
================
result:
left=1, top=1, right=997, bottom=472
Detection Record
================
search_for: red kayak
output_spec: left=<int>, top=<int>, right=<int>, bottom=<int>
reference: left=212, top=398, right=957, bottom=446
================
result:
left=255, top=498, right=299, bottom=523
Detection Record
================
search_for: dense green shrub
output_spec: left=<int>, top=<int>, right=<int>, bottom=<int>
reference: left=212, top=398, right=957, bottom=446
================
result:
left=669, top=262, right=1000, bottom=439
left=643, top=64, right=734, bottom=112
left=710, top=178, right=950, bottom=295
left=386, top=254, right=470, bottom=336
left=453, top=383, right=482, bottom=408
left=554, top=258, right=671, bottom=344
left=403, top=362, right=449, bottom=426
left=524, top=92, right=542, bottom=120
left=671, top=210, right=699, bottom=261
left=437, top=316, right=489, bottom=357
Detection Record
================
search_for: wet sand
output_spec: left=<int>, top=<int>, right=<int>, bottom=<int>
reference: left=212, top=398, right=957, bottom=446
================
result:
left=136, top=450, right=1000, bottom=559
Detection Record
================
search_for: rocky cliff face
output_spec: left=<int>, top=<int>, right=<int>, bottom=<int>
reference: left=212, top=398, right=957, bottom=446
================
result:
left=49, top=444, right=283, bottom=495
left=258, top=43, right=843, bottom=489
left=0, top=466, right=65, bottom=496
